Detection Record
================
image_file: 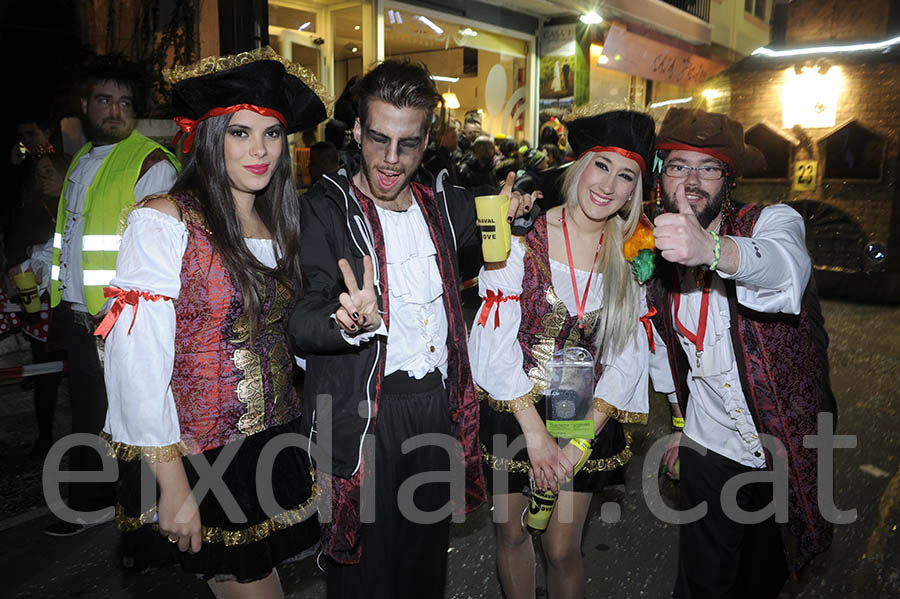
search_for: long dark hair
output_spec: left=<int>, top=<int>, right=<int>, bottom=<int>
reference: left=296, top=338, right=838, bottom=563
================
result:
left=170, top=112, right=301, bottom=335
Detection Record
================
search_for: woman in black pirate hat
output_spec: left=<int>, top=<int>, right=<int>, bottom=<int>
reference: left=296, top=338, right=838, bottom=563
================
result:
left=96, top=47, right=328, bottom=595
left=469, top=109, right=657, bottom=598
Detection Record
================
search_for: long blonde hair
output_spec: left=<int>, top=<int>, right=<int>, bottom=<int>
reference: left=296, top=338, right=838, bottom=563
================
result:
left=560, top=151, right=643, bottom=362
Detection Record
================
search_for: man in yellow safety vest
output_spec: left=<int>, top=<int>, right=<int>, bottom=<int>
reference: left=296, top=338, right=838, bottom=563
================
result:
left=36, top=56, right=179, bottom=536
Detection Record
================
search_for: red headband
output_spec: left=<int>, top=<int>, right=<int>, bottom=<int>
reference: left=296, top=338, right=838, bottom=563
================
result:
left=173, top=104, right=288, bottom=153
left=578, top=145, right=647, bottom=175
left=654, top=142, right=736, bottom=171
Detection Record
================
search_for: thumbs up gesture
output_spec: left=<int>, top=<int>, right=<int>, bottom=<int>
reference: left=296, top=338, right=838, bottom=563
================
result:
left=335, top=255, right=381, bottom=334
left=652, top=182, right=717, bottom=267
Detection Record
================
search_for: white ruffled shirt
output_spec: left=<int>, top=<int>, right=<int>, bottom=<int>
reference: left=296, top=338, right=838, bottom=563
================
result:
left=340, top=202, right=449, bottom=380
left=648, top=204, right=811, bottom=468
left=101, top=207, right=278, bottom=449
left=468, top=235, right=650, bottom=417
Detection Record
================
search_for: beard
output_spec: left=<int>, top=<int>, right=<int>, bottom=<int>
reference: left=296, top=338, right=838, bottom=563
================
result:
left=661, top=183, right=726, bottom=229
left=86, top=117, right=134, bottom=145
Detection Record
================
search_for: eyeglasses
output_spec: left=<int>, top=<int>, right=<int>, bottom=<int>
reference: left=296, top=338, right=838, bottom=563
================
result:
left=662, top=164, right=725, bottom=180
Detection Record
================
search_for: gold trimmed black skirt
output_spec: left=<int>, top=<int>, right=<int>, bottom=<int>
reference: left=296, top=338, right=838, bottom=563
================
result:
left=114, top=417, right=320, bottom=582
left=480, top=393, right=630, bottom=495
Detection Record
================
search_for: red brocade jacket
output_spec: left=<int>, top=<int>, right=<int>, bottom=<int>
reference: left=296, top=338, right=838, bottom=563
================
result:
left=647, top=202, right=836, bottom=571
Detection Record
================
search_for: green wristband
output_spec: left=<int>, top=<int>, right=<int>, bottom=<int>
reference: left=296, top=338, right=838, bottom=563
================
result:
left=708, top=231, right=721, bottom=271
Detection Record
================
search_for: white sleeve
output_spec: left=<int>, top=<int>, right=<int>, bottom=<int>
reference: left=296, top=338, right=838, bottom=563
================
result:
left=102, top=207, right=188, bottom=461
left=717, top=204, right=811, bottom=314
left=648, top=321, right=678, bottom=401
left=341, top=319, right=388, bottom=345
left=593, top=287, right=650, bottom=423
left=31, top=237, right=54, bottom=292
left=133, top=159, right=177, bottom=202
left=468, top=237, right=534, bottom=404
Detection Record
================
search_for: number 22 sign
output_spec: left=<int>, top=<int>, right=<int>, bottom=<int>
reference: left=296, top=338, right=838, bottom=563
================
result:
left=793, top=160, right=817, bottom=191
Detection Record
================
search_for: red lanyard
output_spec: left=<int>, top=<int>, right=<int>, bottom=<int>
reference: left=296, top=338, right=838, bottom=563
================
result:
left=673, top=270, right=711, bottom=367
left=561, top=207, right=603, bottom=328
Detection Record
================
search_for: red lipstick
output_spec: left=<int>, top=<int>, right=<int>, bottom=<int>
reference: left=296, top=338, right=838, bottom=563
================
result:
left=244, top=164, right=269, bottom=175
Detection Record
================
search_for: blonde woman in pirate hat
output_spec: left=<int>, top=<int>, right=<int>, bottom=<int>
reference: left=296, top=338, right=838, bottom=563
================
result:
left=469, top=109, right=658, bottom=598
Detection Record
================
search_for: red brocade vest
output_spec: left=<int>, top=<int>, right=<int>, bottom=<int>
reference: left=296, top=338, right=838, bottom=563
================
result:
left=647, top=202, right=835, bottom=571
left=169, top=192, right=300, bottom=455
left=517, top=216, right=604, bottom=389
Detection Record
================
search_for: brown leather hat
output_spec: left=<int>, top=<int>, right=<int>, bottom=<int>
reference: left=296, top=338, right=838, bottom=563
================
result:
left=655, top=108, right=765, bottom=176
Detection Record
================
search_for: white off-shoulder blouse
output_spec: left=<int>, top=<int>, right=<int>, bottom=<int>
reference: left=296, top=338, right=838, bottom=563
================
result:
left=468, top=235, right=651, bottom=423
left=101, top=207, right=279, bottom=461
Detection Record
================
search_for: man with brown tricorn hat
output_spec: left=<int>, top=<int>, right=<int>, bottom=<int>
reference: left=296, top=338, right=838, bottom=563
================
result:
left=645, top=108, right=836, bottom=597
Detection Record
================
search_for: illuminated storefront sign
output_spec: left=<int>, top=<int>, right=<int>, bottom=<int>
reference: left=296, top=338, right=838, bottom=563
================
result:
left=600, top=23, right=727, bottom=87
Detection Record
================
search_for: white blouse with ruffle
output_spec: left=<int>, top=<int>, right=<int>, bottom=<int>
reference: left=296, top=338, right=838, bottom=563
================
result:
left=373, top=201, right=449, bottom=380
left=101, top=207, right=278, bottom=452
left=468, top=235, right=650, bottom=420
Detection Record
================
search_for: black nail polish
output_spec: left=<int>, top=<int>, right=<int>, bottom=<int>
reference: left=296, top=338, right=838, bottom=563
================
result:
left=350, top=324, right=357, bottom=330
left=507, top=216, right=513, bottom=223
left=352, top=312, right=359, bottom=320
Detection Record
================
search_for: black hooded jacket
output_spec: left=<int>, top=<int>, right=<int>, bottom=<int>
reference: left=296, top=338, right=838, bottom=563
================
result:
left=288, top=168, right=478, bottom=478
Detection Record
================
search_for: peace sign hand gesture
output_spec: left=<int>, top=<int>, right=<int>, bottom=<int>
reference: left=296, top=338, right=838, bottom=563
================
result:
left=652, top=182, right=717, bottom=267
left=335, top=255, right=381, bottom=334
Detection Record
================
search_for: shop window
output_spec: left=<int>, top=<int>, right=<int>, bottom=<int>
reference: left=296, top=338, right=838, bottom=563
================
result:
left=745, top=0, right=767, bottom=20
left=824, top=121, right=885, bottom=180
left=384, top=9, right=530, bottom=140
left=744, top=124, right=792, bottom=179
left=269, top=5, right=316, bottom=33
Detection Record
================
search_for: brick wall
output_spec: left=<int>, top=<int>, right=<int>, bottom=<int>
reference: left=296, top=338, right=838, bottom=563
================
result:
left=786, top=0, right=891, bottom=43
left=712, top=61, right=900, bottom=273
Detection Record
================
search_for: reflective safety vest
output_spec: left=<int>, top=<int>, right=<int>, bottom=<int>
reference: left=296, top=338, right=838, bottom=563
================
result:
left=50, top=130, right=179, bottom=315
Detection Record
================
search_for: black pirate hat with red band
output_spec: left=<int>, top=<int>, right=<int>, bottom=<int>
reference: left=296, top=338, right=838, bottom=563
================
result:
left=564, top=109, right=656, bottom=176
left=655, top=108, right=765, bottom=176
left=164, top=47, right=330, bottom=153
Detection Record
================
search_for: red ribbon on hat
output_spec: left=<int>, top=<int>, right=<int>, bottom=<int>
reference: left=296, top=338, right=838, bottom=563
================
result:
left=639, top=306, right=658, bottom=351
left=578, top=145, right=647, bottom=175
left=477, top=289, right=519, bottom=329
left=94, top=287, right=172, bottom=340
left=173, top=104, right=288, bottom=153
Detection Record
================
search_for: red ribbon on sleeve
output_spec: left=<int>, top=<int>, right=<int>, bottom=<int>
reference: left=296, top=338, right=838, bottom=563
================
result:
left=477, top=289, right=520, bottom=329
left=94, top=287, right=172, bottom=340
left=639, top=306, right=658, bottom=351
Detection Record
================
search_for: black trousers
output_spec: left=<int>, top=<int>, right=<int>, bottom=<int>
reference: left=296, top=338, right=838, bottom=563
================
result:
left=54, top=303, right=115, bottom=512
left=674, top=439, right=789, bottom=599
left=28, top=334, right=63, bottom=442
left=328, top=371, right=452, bottom=599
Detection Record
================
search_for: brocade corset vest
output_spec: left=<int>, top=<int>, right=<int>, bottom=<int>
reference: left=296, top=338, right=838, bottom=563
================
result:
left=517, top=216, right=604, bottom=393
left=170, top=192, right=300, bottom=454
